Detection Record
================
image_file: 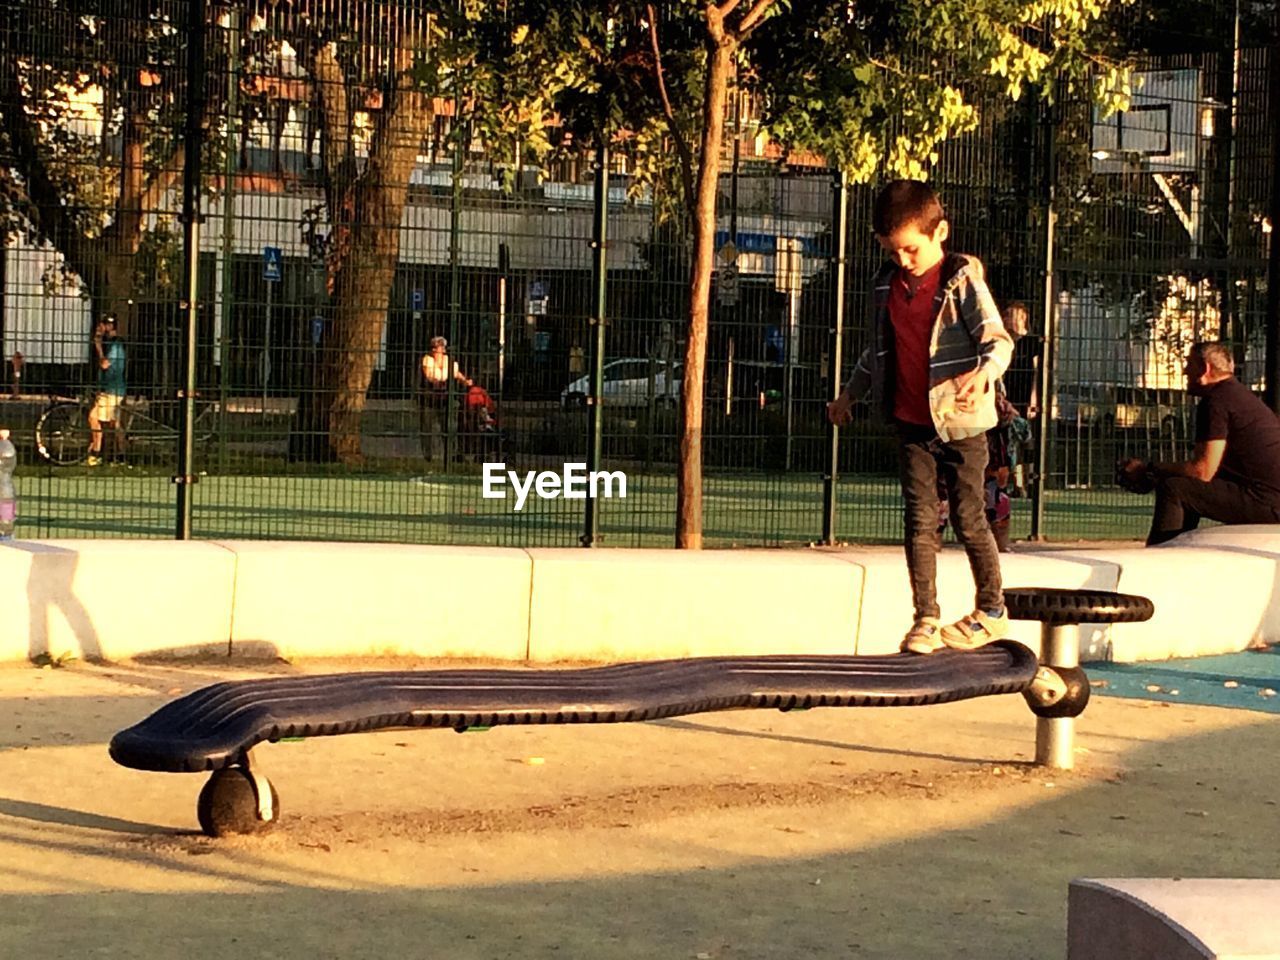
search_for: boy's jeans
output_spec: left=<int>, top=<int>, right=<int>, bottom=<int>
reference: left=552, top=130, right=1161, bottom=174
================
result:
left=896, top=420, right=1004, bottom=620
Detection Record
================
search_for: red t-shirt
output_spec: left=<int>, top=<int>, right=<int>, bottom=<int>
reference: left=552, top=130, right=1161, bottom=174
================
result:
left=889, top=263, right=941, bottom=425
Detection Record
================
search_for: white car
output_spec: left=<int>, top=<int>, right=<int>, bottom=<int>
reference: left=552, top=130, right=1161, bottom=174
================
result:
left=560, top=358, right=682, bottom=408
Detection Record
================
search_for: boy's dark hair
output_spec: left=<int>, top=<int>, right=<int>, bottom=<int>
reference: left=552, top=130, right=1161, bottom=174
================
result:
left=872, top=179, right=945, bottom=236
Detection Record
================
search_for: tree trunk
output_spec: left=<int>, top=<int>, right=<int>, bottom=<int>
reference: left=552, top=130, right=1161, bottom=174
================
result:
left=676, top=27, right=735, bottom=549
left=100, top=98, right=147, bottom=340
left=300, top=36, right=432, bottom=464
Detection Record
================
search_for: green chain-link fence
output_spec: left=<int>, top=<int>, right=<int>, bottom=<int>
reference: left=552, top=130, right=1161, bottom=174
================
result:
left=0, top=2, right=1274, bottom=546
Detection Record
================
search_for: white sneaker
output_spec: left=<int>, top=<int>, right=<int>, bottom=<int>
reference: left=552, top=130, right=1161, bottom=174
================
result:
left=901, top=617, right=944, bottom=655
left=941, top=609, right=1009, bottom=650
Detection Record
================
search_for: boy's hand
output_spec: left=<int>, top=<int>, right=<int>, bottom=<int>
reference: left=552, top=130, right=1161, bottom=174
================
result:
left=826, top=391, right=856, bottom=426
left=953, top=366, right=990, bottom=411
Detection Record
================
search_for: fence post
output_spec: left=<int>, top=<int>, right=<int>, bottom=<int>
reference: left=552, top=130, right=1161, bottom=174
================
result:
left=1030, top=97, right=1058, bottom=541
left=445, top=87, right=463, bottom=474
left=822, top=170, right=848, bottom=545
left=582, top=140, right=609, bottom=547
left=1266, top=31, right=1280, bottom=412
left=216, top=6, right=238, bottom=477
left=176, top=0, right=207, bottom=540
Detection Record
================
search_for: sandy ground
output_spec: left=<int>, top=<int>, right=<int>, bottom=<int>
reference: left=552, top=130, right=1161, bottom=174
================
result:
left=1, top=655, right=1277, bottom=960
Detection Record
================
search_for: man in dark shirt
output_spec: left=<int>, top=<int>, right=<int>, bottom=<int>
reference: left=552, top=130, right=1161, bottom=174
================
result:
left=1120, top=341, right=1280, bottom=545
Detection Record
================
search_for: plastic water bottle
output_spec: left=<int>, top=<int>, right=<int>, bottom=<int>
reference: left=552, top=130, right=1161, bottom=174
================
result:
left=0, top=428, right=16, bottom=541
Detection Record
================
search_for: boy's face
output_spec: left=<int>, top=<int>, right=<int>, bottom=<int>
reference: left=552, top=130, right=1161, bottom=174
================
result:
left=877, top=219, right=948, bottom=277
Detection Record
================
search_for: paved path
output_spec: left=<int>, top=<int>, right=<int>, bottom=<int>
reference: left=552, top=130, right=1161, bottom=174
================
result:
left=2, top=657, right=1277, bottom=960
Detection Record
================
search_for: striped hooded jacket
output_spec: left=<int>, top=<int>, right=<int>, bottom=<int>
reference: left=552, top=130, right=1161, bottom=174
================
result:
left=844, top=253, right=1014, bottom=442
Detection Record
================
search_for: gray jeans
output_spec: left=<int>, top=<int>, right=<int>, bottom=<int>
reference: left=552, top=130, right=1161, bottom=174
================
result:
left=896, top=421, right=1004, bottom=620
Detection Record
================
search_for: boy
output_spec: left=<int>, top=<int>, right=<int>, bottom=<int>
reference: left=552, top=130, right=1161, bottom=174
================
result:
left=827, top=180, right=1013, bottom=654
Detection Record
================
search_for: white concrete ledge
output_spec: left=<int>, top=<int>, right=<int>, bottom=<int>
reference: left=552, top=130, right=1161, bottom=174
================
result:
left=1068, top=878, right=1280, bottom=959
left=1, top=539, right=236, bottom=662
left=217, top=540, right=532, bottom=661
left=525, top=548, right=862, bottom=661
left=3, top=526, right=1280, bottom=664
left=838, top=549, right=1120, bottom=658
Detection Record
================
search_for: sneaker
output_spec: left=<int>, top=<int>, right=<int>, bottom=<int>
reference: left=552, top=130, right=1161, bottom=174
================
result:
left=901, top=617, right=944, bottom=655
left=85, top=455, right=101, bottom=467
left=941, top=609, right=1009, bottom=650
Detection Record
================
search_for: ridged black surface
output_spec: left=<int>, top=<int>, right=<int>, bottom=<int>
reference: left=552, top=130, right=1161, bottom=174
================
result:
left=110, top=642, right=1039, bottom=773
left=1004, top=588, right=1155, bottom=625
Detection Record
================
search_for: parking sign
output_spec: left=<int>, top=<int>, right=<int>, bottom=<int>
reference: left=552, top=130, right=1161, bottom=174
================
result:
left=263, top=246, right=283, bottom=282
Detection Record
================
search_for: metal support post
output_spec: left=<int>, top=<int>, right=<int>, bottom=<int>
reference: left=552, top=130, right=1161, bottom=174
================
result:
left=176, top=0, right=207, bottom=539
left=822, top=171, right=848, bottom=544
left=583, top=140, right=609, bottom=546
left=1030, top=98, right=1058, bottom=539
left=1035, top=623, right=1078, bottom=769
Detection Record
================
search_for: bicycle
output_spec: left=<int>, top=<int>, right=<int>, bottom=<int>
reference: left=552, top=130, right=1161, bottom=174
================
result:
left=35, top=394, right=219, bottom=466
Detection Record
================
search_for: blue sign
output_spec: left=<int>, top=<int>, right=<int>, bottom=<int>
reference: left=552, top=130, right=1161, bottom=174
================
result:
left=311, top=316, right=324, bottom=346
left=412, top=288, right=424, bottom=312
left=529, top=280, right=547, bottom=301
left=262, top=246, right=283, bottom=282
left=713, top=232, right=819, bottom=256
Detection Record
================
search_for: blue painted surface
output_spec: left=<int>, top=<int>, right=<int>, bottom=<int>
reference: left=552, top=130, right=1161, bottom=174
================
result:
left=1088, top=648, right=1280, bottom=714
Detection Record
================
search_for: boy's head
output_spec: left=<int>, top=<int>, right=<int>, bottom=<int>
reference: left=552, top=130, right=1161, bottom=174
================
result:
left=872, top=179, right=949, bottom=277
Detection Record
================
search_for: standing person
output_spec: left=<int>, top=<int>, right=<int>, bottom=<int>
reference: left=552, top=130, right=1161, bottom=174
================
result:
left=1119, top=341, right=1280, bottom=545
left=87, top=314, right=126, bottom=467
left=827, top=180, right=1014, bottom=654
left=418, top=336, right=472, bottom=464
left=1000, top=301, right=1040, bottom=418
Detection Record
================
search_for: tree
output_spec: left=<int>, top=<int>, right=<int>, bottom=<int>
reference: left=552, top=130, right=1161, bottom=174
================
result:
left=532, top=0, right=1135, bottom=546
left=271, top=0, right=581, bottom=461
left=0, top=0, right=214, bottom=340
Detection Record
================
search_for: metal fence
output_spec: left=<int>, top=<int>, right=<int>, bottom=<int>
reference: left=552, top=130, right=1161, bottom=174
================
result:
left=0, top=2, right=1275, bottom=548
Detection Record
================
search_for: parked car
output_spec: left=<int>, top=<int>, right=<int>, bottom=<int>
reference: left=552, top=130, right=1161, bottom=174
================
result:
left=1052, top=384, right=1192, bottom=438
left=1050, top=383, right=1115, bottom=427
left=1112, top=386, right=1192, bottom=437
left=560, top=358, right=682, bottom=408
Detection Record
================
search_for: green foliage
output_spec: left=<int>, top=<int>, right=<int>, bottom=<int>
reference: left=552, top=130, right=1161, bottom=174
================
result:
left=753, top=0, right=1135, bottom=183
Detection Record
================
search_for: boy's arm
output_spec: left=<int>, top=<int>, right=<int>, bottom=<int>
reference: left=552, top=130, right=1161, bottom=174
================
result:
left=960, top=267, right=1013, bottom=379
left=840, top=346, right=873, bottom=401
left=828, top=345, right=873, bottom=424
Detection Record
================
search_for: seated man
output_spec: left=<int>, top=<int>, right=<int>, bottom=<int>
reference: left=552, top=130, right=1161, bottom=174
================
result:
left=1120, top=341, right=1280, bottom=545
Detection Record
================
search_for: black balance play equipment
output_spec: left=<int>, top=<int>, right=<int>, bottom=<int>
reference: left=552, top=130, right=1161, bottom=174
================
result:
left=109, top=587, right=1153, bottom=837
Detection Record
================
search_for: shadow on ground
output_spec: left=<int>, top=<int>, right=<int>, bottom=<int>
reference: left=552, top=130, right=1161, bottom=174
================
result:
left=1, top=695, right=1275, bottom=960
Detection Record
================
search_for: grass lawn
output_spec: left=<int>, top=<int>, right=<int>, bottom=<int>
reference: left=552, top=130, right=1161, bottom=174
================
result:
left=12, top=464, right=1152, bottom=546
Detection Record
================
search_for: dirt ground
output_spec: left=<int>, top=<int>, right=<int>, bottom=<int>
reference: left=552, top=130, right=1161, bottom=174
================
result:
left=1, top=655, right=1277, bottom=960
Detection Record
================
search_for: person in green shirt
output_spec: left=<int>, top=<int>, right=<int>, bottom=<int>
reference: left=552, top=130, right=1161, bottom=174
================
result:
left=87, top=314, right=126, bottom=466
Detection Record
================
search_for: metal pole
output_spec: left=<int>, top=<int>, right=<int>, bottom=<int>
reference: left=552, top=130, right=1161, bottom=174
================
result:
left=1036, top=623, right=1078, bottom=769
left=583, top=139, right=609, bottom=547
left=1224, top=0, right=1243, bottom=359
left=730, top=89, right=740, bottom=249
left=822, top=171, right=848, bottom=545
left=497, top=242, right=509, bottom=391
left=446, top=90, right=463, bottom=473
left=1266, top=24, right=1280, bottom=411
left=176, top=0, right=206, bottom=540
left=216, top=6, right=238, bottom=474
left=1031, top=96, right=1057, bottom=540
left=262, top=280, right=272, bottom=417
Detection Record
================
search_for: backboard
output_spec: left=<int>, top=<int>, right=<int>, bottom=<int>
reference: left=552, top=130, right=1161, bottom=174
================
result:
left=1091, top=68, right=1202, bottom=175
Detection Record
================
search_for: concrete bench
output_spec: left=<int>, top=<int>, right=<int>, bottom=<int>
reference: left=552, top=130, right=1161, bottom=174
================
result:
left=1069, top=878, right=1280, bottom=959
